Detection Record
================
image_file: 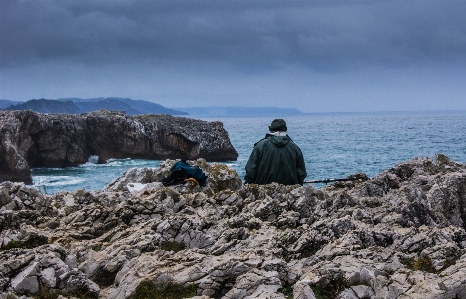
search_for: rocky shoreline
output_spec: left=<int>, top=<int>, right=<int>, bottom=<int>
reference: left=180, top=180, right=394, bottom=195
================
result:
left=0, top=110, right=238, bottom=184
left=1, top=154, right=466, bottom=299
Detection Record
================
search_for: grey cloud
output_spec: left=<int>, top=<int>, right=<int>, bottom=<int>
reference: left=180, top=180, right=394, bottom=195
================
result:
left=1, top=0, right=465, bottom=112
left=2, top=0, right=465, bottom=70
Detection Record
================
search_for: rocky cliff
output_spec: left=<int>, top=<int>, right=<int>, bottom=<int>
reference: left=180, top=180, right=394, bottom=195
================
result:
left=0, top=110, right=238, bottom=184
left=0, top=154, right=465, bottom=299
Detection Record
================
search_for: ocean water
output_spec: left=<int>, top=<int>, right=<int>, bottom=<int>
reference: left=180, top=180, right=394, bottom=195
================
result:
left=32, top=111, right=466, bottom=194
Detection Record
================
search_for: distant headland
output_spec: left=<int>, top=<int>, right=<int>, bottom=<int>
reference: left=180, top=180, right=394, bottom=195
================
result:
left=0, top=98, right=302, bottom=116
left=0, top=98, right=188, bottom=115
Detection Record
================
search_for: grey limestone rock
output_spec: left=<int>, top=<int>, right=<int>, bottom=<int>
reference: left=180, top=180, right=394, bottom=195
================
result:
left=1, top=154, right=466, bottom=298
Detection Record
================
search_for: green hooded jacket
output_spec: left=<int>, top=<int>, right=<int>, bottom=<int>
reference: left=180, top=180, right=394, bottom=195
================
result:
left=244, top=134, right=307, bottom=185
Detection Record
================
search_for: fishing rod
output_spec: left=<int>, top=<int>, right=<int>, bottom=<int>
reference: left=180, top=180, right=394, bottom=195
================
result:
left=304, top=177, right=362, bottom=185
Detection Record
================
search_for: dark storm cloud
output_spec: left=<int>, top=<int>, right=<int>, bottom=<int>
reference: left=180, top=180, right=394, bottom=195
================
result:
left=2, top=0, right=465, bottom=71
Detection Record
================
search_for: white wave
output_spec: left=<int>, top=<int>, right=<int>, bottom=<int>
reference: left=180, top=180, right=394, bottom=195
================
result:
left=81, top=157, right=131, bottom=167
left=224, top=163, right=237, bottom=167
left=31, top=167, right=63, bottom=172
left=76, top=158, right=161, bottom=170
left=106, top=158, right=131, bottom=164
left=33, top=176, right=85, bottom=187
left=105, top=158, right=160, bottom=168
left=79, top=155, right=100, bottom=167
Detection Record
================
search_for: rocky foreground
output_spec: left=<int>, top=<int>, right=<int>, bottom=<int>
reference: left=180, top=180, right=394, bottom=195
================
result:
left=0, top=110, right=238, bottom=184
left=1, top=154, right=466, bottom=299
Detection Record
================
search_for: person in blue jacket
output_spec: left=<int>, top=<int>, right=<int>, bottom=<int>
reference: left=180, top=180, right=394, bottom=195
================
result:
left=244, top=119, right=307, bottom=185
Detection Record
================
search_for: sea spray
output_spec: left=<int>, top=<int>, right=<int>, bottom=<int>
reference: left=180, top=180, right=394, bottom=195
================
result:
left=87, top=155, right=99, bottom=164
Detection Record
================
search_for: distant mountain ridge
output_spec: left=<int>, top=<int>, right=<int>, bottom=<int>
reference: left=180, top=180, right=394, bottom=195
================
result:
left=1, top=99, right=303, bottom=116
left=2, top=99, right=81, bottom=114
left=0, top=100, right=21, bottom=109
left=1, top=98, right=188, bottom=115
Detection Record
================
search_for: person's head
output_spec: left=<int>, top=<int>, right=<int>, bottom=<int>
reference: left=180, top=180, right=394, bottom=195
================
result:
left=269, top=119, right=287, bottom=132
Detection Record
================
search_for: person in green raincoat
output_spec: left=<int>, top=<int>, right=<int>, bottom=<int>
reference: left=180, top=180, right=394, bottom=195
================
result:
left=244, top=119, right=307, bottom=185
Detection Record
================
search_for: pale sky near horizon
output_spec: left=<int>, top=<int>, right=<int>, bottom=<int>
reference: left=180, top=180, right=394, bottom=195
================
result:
left=1, top=0, right=465, bottom=113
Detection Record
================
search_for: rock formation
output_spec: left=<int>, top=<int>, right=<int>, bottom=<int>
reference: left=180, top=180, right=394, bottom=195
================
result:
left=0, top=110, right=238, bottom=184
left=1, top=154, right=466, bottom=299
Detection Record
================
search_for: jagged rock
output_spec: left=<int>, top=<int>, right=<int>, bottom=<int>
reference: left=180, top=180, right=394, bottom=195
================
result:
left=104, top=158, right=243, bottom=195
left=0, top=110, right=238, bottom=183
left=222, top=269, right=283, bottom=299
left=1, top=154, right=466, bottom=298
left=0, top=245, right=99, bottom=297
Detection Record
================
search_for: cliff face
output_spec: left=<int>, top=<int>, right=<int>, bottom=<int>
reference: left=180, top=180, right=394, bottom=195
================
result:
left=0, top=110, right=238, bottom=184
left=0, top=155, right=465, bottom=299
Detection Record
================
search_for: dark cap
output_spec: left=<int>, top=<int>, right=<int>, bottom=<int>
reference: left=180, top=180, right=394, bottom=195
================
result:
left=269, top=119, right=287, bottom=132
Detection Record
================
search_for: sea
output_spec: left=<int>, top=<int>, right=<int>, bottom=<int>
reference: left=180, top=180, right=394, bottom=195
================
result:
left=31, top=111, right=466, bottom=194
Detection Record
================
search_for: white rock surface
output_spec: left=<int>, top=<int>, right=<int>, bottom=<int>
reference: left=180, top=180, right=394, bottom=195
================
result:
left=1, top=155, right=466, bottom=298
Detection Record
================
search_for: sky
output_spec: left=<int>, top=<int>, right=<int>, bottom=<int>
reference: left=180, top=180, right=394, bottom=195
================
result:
left=0, top=0, right=465, bottom=113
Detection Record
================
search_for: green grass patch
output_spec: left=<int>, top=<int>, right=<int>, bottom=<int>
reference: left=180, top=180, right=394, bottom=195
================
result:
left=131, top=281, right=198, bottom=299
left=279, top=285, right=294, bottom=299
left=103, top=231, right=118, bottom=243
left=440, top=259, right=457, bottom=271
left=31, top=286, right=97, bottom=299
left=91, top=244, right=102, bottom=252
left=384, top=267, right=395, bottom=275
left=0, top=236, right=48, bottom=252
left=400, top=255, right=458, bottom=274
left=400, top=256, right=436, bottom=273
left=227, top=223, right=238, bottom=229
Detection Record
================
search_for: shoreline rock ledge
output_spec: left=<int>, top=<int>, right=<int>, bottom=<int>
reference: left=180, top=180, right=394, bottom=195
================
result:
left=0, top=154, right=466, bottom=299
left=0, top=110, right=238, bottom=184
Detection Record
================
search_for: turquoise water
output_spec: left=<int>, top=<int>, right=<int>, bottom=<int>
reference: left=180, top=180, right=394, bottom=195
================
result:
left=32, top=111, right=466, bottom=194
left=32, top=159, right=161, bottom=194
